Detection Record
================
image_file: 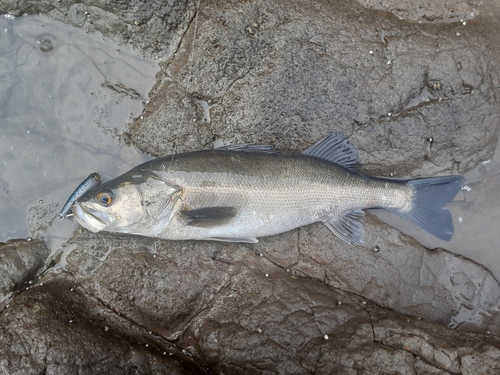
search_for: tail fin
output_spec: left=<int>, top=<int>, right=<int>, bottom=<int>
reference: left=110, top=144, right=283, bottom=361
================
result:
left=393, top=176, right=465, bottom=241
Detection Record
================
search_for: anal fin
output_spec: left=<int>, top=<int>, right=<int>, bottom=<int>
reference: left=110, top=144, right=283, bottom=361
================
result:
left=324, top=209, right=365, bottom=246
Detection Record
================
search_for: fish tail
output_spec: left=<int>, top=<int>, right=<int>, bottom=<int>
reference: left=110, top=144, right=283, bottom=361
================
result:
left=393, top=176, right=465, bottom=241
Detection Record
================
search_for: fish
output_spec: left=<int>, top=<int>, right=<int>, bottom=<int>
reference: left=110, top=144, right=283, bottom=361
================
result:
left=59, top=172, right=101, bottom=219
left=72, top=133, right=464, bottom=245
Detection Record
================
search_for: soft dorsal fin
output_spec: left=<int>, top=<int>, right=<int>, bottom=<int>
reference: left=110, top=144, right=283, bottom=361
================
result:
left=323, top=209, right=365, bottom=246
left=302, top=133, right=359, bottom=170
left=215, top=144, right=277, bottom=153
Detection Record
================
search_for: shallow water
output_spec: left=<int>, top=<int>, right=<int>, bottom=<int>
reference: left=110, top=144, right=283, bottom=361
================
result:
left=0, top=14, right=156, bottom=251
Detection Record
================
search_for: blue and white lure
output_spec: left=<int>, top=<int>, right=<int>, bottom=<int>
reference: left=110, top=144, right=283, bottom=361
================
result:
left=59, top=173, right=101, bottom=219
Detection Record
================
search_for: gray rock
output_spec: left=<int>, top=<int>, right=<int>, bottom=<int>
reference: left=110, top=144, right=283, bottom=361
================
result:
left=130, top=0, right=500, bottom=177
left=0, top=0, right=196, bottom=59
left=65, top=231, right=240, bottom=341
left=0, top=240, right=49, bottom=305
left=2, top=0, right=500, bottom=373
left=355, top=0, right=475, bottom=22
left=3, top=236, right=500, bottom=374
left=0, top=277, right=206, bottom=375
left=283, top=216, right=500, bottom=334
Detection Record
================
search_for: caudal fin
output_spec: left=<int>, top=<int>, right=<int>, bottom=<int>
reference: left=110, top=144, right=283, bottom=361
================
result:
left=393, top=176, right=465, bottom=241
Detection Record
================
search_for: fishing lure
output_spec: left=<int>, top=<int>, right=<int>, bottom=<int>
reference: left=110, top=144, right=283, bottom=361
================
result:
left=59, top=173, right=101, bottom=219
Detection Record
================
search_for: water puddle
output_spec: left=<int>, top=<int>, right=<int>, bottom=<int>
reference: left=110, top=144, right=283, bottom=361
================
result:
left=0, top=14, right=156, bottom=252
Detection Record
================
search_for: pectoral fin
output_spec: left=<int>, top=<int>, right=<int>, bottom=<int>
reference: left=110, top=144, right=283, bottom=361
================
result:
left=324, top=210, right=365, bottom=246
left=180, top=206, right=238, bottom=228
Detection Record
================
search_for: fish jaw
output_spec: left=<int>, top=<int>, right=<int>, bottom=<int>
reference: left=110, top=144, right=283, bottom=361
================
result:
left=72, top=203, right=109, bottom=233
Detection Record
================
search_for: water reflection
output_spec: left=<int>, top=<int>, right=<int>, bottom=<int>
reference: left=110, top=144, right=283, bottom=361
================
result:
left=0, top=14, right=156, bottom=249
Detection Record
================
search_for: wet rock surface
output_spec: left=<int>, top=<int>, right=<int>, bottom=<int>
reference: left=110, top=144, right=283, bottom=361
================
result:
left=0, top=277, right=207, bottom=375
left=355, top=0, right=476, bottom=22
left=0, top=0, right=196, bottom=59
left=3, top=233, right=500, bottom=374
left=2, top=0, right=500, bottom=374
left=0, top=240, right=49, bottom=305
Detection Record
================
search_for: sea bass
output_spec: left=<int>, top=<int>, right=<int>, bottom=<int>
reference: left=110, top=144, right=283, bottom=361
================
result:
left=72, top=133, right=464, bottom=245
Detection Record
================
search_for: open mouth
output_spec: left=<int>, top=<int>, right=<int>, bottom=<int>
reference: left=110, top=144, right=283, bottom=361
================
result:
left=72, top=203, right=107, bottom=232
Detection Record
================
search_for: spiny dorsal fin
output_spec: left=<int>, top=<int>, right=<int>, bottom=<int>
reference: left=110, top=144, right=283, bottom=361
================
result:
left=214, top=144, right=277, bottom=153
left=324, top=209, right=365, bottom=246
left=180, top=206, right=238, bottom=228
left=302, top=133, right=360, bottom=170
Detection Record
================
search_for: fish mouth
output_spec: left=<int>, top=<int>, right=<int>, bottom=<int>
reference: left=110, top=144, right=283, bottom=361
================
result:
left=72, top=203, right=107, bottom=233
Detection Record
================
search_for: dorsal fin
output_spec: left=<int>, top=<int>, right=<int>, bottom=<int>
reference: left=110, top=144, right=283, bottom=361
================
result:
left=214, top=144, right=277, bottom=153
left=302, top=133, right=360, bottom=170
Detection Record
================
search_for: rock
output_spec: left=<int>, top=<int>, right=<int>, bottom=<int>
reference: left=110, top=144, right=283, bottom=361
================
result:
left=0, top=240, right=49, bottom=306
left=130, top=0, right=500, bottom=177
left=65, top=231, right=243, bottom=340
left=287, top=216, right=500, bottom=334
left=370, top=309, right=500, bottom=375
left=2, top=0, right=500, bottom=373
left=356, top=0, right=475, bottom=22
left=0, top=0, right=196, bottom=59
left=3, top=237, right=500, bottom=374
left=0, top=277, right=206, bottom=375
left=27, top=201, right=58, bottom=238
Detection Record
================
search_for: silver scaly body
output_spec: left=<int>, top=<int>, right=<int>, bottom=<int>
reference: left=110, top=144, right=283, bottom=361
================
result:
left=149, top=151, right=412, bottom=242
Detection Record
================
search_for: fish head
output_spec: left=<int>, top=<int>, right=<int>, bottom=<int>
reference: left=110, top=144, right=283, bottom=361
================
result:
left=72, top=171, right=182, bottom=235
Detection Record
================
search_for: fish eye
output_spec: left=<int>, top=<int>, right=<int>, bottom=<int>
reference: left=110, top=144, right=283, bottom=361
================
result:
left=96, top=190, right=114, bottom=207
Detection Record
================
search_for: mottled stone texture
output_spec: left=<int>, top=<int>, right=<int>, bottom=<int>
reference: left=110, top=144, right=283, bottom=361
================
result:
left=2, top=232, right=500, bottom=374
left=0, top=0, right=196, bottom=58
left=2, top=0, right=500, bottom=373
left=0, top=240, right=48, bottom=305
left=131, top=0, right=500, bottom=177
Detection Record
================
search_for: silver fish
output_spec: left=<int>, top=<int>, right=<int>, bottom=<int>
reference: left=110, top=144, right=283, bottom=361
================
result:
left=72, top=134, right=464, bottom=245
left=59, top=173, right=101, bottom=219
